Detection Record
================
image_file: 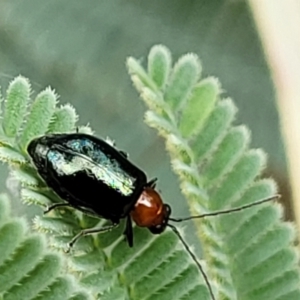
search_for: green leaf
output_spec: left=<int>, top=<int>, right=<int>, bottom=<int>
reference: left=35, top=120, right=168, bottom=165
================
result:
left=127, top=57, right=157, bottom=92
left=11, top=167, right=41, bottom=187
left=0, top=237, right=45, bottom=293
left=179, top=78, right=220, bottom=138
left=0, top=194, right=92, bottom=300
left=148, top=45, right=172, bottom=90
left=202, top=126, right=250, bottom=187
left=192, top=98, right=237, bottom=161
left=21, top=188, right=52, bottom=206
left=2, top=76, right=31, bottom=137
left=0, top=146, right=27, bottom=165
left=69, top=291, right=93, bottom=300
left=19, top=87, right=57, bottom=150
left=127, top=45, right=300, bottom=300
left=164, top=53, right=201, bottom=112
left=48, top=104, right=78, bottom=133
left=34, top=276, right=74, bottom=300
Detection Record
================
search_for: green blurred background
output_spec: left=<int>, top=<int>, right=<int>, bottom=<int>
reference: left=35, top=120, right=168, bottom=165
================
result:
left=0, top=1, right=290, bottom=242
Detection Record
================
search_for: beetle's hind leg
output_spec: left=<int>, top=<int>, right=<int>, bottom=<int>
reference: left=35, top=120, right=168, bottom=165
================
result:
left=66, top=222, right=119, bottom=253
left=44, top=202, right=72, bottom=214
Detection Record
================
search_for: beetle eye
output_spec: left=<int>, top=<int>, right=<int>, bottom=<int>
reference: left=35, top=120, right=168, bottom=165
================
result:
left=149, top=224, right=165, bottom=234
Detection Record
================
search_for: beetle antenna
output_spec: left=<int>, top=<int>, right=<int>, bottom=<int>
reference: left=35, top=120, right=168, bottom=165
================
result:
left=169, top=194, right=280, bottom=222
left=167, top=223, right=215, bottom=300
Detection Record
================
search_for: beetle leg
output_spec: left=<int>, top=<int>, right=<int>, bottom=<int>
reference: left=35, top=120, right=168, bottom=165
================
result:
left=44, top=202, right=72, bottom=214
left=124, top=216, right=133, bottom=247
left=66, top=222, right=119, bottom=252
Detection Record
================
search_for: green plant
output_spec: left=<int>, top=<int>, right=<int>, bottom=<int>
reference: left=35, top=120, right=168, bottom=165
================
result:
left=0, top=45, right=298, bottom=300
left=0, top=194, right=93, bottom=300
left=126, top=45, right=300, bottom=300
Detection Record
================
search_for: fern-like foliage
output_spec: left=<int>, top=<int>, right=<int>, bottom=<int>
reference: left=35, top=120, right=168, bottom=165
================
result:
left=0, top=76, right=209, bottom=299
left=126, top=45, right=300, bottom=300
left=0, top=45, right=299, bottom=299
left=0, top=193, right=93, bottom=300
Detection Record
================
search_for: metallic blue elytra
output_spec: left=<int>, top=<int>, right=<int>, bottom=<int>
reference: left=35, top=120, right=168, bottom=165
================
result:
left=27, top=133, right=148, bottom=224
left=27, top=133, right=172, bottom=249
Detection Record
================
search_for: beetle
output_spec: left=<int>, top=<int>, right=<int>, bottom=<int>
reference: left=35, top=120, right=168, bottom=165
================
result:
left=27, top=132, right=278, bottom=300
left=27, top=133, right=171, bottom=245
